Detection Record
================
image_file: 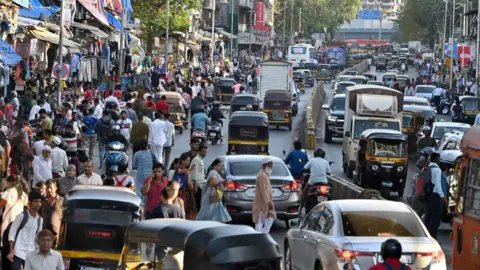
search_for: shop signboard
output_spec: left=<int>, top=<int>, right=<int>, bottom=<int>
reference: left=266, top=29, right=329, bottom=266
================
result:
left=238, top=33, right=253, bottom=44
left=255, top=2, right=268, bottom=32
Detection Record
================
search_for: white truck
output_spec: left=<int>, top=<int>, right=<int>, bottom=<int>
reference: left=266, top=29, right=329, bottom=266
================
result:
left=257, top=60, right=293, bottom=107
left=342, top=85, right=404, bottom=178
left=408, top=41, right=421, bottom=64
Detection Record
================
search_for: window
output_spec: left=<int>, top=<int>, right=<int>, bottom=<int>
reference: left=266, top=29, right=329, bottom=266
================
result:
left=290, top=47, right=306, bottom=54
left=318, top=208, right=334, bottom=235
left=330, top=97, right=345, bottom=111
left=229, top=161, right=289, bottom=176
left=444, top=140, right=459, bottom=151
left=403, top=115, right=413, bottom=129
left=302, top=206, right=324, bottom=231
left=464, top=159, right=480, bottom=218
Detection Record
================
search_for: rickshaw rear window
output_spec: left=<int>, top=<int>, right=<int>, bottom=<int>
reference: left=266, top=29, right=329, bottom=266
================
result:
left=462, top=99, right=480, bottom=110
left=264, top=101, right=290, bottom=109
left=368, top=139, right=406, bottom=157
left=70, top=209, right=133, bottom=225
left=351, top=78, right=365, bottom=84
left=403, top=115, right=413, bottom=128
left=168, top=104, right=184, bottom=113
left=354, top=120, right=400, bottom=139
left=229, top=161, right=289, bottom=176
left=342, top=211, right=425, bottom=237
left=64, top=223, right=126, bottom=252
left=304, top=63, right=316, bottom=69
left=229, top=126, right=268, bottom=141
left=416, top=87, right=434, bottom=94
left=220, top=80, right=236, bottom=87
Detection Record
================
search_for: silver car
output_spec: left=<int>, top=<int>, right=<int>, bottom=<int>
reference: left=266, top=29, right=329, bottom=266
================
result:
left=219, top=155, right=301, bottom=224
left=284, top=200, right=447, bottom=270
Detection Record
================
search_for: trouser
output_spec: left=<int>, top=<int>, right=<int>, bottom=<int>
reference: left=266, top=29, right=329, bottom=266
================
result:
left=11, top=256, right=25, bottom=270
left=255, top=211, right=274, bottom=233
left=151, top=144, right=164, bottom=164
left=98, top=139, right=107, bottom=169
left=193, top=182, right=203, bottom=211
left=424, top=194, right=442, bottom=239
left=163, top=146, right=172, bottom=170
left=433, top=95, right=441, bottom=108
left=84, top=134, right=96, bottom=160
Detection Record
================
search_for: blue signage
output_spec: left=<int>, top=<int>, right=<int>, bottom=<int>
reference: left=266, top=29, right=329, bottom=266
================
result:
left=13, top=0, right=29, bottom=8
left=357, top=10, right=381, bottom=20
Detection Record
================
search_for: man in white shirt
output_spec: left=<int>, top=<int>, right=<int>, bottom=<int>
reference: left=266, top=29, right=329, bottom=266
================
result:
left=247, top=73, right=253, bottom=93
left=148, top=112, right=167, bottom=163
left=7, top=191, right=44, bottom=269
left=190, top=144, right=207, bottom=209
left=162, top=112, right=175, bottom=170
left=29, top=103, right=41, bottom=121
left=50, top=137, right=68, bottom=178
left=424, top=153, right=446, bottom=239
left=32, top=146, right=53, bottom=186
left=94, top=98, right=104, bottom=119
left=76, top=161, right=103, bottom=185
left=104, top=91, right=119, bottom=107
left=24, top=229, right=65, bottom=270
left=432, top=87, right=445, bottom=109
left=117, top=111, right=133, bottom=142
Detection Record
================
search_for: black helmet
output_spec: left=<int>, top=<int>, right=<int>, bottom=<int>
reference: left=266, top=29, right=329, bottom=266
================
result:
left=426, top=116, right=435, bottom=123
left=380, top=239, right=402, bottom=260
left=197, top=105, right=205, bottom=112
left=313, top=147, right=325, bottom=158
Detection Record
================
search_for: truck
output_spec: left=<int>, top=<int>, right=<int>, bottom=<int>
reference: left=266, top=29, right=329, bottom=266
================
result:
left=342, top=85, right=404, bottom=178
left=408, top=41, right=421, bottom=64
left=257, top=60, right=293, bottom=107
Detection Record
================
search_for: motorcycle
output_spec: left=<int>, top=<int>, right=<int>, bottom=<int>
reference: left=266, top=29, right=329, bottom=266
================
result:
left=439, top=96, right=453, bottom=115
left=207, top=121, right=222, bottom=145
left=104, top=141, right=128, bottom=177
left=303, top=161, right=334, bottom=214
left=191, top=128, right=207, bottom=144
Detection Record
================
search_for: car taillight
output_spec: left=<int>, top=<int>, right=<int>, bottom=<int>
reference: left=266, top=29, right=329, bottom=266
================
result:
left=225, top=181, right=247, bottom=191
left=319, top=185, right=330, bottom=194
left=63, top=258, right=71, bottom=270
left=335, top=248, right=373, bottom=263
left=281, top=181, right=299, bottom=192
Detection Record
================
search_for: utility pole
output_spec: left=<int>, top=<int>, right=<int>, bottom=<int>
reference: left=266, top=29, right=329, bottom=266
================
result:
left=289, top=0, right=293, bottom=44
left=230, top=0, right=234, bottom=56
left=449, top=0, right=455, bottom=90
left=165, top=0, right=170, bottom=62
left=211, top=0, right=216, bottom=65
left=298, top=8, right=301, bottom=34
left=282, top=0, right=286, bottom=54
left=442, top=0, right=448, bottom=57
left=119, top=0, right=125, bottom=77
left=57, top=0, right=65, bottom=107
left=379, top=10, right=382, bottom=40
left=476, top=0, right=480, bottom=85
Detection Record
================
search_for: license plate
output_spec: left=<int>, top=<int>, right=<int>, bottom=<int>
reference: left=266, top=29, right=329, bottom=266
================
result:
left=272, top=112, right=284, bottom=119
left=317, top=196, right=327, bottom=202
left=209, top=133, right=216, bottom=137
left=245, top=188, right=283, bottom=198
left=377, top=254, right=413, bottom=264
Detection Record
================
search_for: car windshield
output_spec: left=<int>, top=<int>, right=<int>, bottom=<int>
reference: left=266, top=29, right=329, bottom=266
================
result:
left=351, top=78, right=365, bottom=84
left=403, top=115, right=413, bottom=128
left=331, top=97, right=345, bottom=111
left=293, top=72, right=302, bottom=77
left=338, top=83, right=355, bottom=93
left=354, top=120, right=400, bottom=139
left=229, top=161, right=289, bottom=176
left=341, top=211, right=426, bottom=237
left=416, top=87, right=434, bottom=94
left=433, top=126, right=469, bottom=140
left=368, top=139, right=406, bottom=158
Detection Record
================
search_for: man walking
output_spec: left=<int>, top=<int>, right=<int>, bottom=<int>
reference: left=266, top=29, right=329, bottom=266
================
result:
left=148, top=112, right=167, bottom=163
left=424, top=152, right=447, bottom=239
left=252, top=157, right=276, bottom=233
left=82, top=108, right=97, bottom=160
left=190, top=143, right=207, bottom=211
left=24, top=230, right=65, bottom=270
left=163, top=112, right=175, bottom=169
left=96, top=110, right=115, bottom=169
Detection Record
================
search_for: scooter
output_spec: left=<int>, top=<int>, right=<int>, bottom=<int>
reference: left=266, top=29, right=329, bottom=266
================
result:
left=191, top=129, right=207, bottom=144
left=104, top=141, right=128, bottom=177
left=439, top=96, right=453, bottom=115
left=207, top=121, right=222, bottom=145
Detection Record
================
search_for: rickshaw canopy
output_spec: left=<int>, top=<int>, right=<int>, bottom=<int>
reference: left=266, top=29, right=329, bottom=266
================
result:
left=66, top=185, right=142, bottom=212
left=229, top=111, right=269, bottom=127
left=359, top=129, right=407, bottom=142
left=264, top=89, right=290, bottom=102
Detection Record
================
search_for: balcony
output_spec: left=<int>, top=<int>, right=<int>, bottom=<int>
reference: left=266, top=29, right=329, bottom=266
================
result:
left=239, top=0, right=253, bottom=9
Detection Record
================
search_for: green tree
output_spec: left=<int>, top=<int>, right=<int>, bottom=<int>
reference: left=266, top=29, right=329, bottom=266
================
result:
left=133, top=0, right=200, bottom=53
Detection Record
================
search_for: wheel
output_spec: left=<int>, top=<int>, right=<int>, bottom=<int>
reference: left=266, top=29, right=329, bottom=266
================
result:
left=288, top=124, right=292, bottom=131
left=441, top=106, right=450, bottom=115
left=324, top=128, right=332, bottom=143
left=347, top=164, right=354, bottom=178
left=314, top=260, right=323, bottom=270
left=284, top=243, right=292, bottom=270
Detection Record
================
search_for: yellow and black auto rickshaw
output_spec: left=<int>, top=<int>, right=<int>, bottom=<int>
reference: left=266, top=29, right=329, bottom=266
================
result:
left=117, top=219, right=282, bottom=270
left=353, top=129, right=408, bottom=199
left=227, top=111, right=269, bottom=155
left=230, top=93, right=260, bottom=114
left=215, top=77, right=237, bottom=105
left=58, top=185, right=142, bottom=270
left=317, top=64, right=331, bottom=82
left=263, top=89, right=292, bottom=130
left=163, top=91, right=186, bottom=134
left=292, top=71, right=305, bottom=93
left=395, top=75, right=409, bottom=93
left=459, top=95, right=480, bottom=125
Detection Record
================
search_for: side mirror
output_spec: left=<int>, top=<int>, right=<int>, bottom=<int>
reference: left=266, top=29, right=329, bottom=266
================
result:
left=345, top=131, right=351, bottom=137
left=322, top=104, right=330, bottom=110
left=288, top=218, right=300, bottom=229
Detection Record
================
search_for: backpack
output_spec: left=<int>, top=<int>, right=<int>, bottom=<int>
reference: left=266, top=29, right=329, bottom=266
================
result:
left=383, top=262, right=407, bottom=270
left=114, top=175, right=129, bottom=187
left=97, top=118, right=112, bottom=141
left=2, top=210, right=42, bottom=254
left=417, top=165, right=435, bottom=197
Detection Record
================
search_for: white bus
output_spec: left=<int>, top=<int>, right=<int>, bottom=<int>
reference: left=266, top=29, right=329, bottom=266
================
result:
left=287, top=44, right=317, bottom=67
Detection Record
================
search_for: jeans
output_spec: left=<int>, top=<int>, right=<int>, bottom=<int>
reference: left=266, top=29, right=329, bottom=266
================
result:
left=11, top=256, right=25, bottom=270
left=424, top=193, right=442, bottom=239
left=85, top=134, right=96, bottom=160
left=98, top=139, right=107, bottom=169
left=163, top=146, right=172, bottom=170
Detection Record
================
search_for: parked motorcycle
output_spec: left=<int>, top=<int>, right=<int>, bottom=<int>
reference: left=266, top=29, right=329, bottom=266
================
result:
left=191, top=129, right=207, bottom=144
left=105, top=141, right=128, bottom=177
left=207, top=121, right=222, bottom=145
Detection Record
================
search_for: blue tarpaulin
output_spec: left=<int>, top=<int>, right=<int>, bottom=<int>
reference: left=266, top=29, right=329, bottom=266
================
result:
left=0, top=38, right=22, bottom=66
left=106, top=11, right=121, bottom=31
left=19, top=0, right=59, bottom=19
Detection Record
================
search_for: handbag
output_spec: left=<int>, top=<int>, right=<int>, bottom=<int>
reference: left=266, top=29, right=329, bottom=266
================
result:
left=208, top=186, right=222, bottom=203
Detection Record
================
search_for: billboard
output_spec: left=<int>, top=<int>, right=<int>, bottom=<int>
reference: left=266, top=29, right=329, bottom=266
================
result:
left=357, top=10, right=381, bottom=20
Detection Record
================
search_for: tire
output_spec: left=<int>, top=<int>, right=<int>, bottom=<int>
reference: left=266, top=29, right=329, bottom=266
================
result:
left=315, top=260, right=323, bottom=270
left=441, top=106, right=450, bottom=115
left=324, top=128, right=332, bottom=143
left=347, top=164, right=354, bottom=178
left=284, top=243, right=293, bottom=270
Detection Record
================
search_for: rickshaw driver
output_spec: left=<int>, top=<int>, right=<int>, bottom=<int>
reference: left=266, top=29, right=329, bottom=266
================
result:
left=423, top=116, right=435, bottom=129
left=300, top=148, right=331, bottom=211
left=417, top=126, right=438, bottom=154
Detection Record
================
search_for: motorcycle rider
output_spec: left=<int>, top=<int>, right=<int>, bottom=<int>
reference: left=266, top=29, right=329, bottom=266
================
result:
left=284, top=141, right=309, bottom=179
left=423, top=116, right=435, bottom=129
left=450, top=97, right=464, bottom=122
left=108, top=125, right=130, bottom=147
left=190, top=92, right=207, bottom=116
left=208, top=101, right=226, bottom=141
left=369, top=239, right=411, bottom=270
left=301, top=147, right=331, bottom=211
left=417, top=126, right=437, bottom=151
left=191, top=105, right=210, bottom=134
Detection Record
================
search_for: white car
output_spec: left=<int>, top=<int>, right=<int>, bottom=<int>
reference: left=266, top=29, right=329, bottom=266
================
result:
left=285, top=200, right=447, bottom=270
left=415, top=85, right=436, bottom=101
left=404, top=96, right=431, bottom=107
left=332, top=75, right=353, bottom=90
left=291, top=81, right=300, bottom=116
left=431, top=121, right=471, bottom=143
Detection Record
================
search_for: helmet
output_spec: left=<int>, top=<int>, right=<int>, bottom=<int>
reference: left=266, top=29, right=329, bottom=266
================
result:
left=380, top=239, right=402, bottom=260
left=197, top=105, right=205, bottom=112
left=245, top=104, right=253, bottom=111
left=213, top=100, right=220, bottom=107
left=112, top=125, right=121, bottom=131
left=426, top=116, right=435, bottom=123
left=422, top=126, right=431, bottom=132
left=313, top=147, right=326, bottom=158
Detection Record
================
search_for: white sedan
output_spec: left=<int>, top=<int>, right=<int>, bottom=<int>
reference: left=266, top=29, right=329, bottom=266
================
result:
left=284, top=200, right=447, bottom=270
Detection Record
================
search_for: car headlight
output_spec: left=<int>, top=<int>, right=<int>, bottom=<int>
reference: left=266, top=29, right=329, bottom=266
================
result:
left=397, top=166, right=404, bottom=172
left=327, top=115, right=337, bottom=122
left=371, top=165, right=379, bottom=171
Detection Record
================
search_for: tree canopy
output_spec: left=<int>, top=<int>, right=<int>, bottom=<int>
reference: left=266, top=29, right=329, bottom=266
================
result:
left=133, top=0, right=200, bottom=52
left=274, top=0, right=360, bottom=40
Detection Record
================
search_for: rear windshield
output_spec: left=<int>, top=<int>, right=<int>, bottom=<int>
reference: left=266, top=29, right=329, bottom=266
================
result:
left=462, top=99, right=480, bottom=110
left=264, top=101, right=290, bottom=109
left=219, top=80, right=236, bottom=87
left=330, top=97, right=345, bottom=111
left=293, top=72, right=303, bottom=77
left=341, top=211, right=425, bottom=237
left=351, top=78, right=365, bottom=84
left=403, top=115, right=413, bottom=128
left=338, top=83, right=355, bottom=93
left=416, top=87, right=435, bottom=94
left=229, top=161, right=289, bottom=176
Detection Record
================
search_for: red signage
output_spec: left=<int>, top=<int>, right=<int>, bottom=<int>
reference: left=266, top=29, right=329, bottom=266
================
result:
left=255, top=2, right=267, bottom=31
left=457, top=45, right=470, bottom=67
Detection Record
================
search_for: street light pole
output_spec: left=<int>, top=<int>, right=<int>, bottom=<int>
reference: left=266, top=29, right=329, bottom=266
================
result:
left=289, top=0, right=293, bottom=44
left=282, top=0, right=286, bottom=54
left=230, top=0, right=234, bottom=56
left=211, top=1, right=216, bottom=65
left=118, top=0, right=125, bottom=77
left=442, top=0, right=448, bottom=57
left=165, top=0, right=170, bottom=62
left=449, top=0, right=455, bottom=90
left=57, top=0, right=65, bottom=107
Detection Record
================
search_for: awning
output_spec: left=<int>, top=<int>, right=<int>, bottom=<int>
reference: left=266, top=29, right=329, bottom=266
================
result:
left=0, top=38, right=22, bottom=66
left=216, top=29, right=237, bottom=39
left=77, top=0, right=110, bottom=26
left=27, top=28, right=80, bottom=48
left=105, top=11, right=121, bottom=31
left=71, top=22, right=109, bottom=38
left=19, top=0, right=59, bottom=19
left=17, top=17, right=60, bottom=31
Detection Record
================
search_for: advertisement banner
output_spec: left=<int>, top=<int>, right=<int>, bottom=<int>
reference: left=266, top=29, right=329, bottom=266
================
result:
left=255, top=2, right=267, bottom=31
left=457, top=44, right=470, bottom=67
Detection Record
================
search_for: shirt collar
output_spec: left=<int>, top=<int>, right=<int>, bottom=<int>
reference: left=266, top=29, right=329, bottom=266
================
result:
left=35, top=249, right=53, bottom=256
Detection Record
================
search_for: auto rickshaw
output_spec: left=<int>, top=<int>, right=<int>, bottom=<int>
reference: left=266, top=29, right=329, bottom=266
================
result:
left=459, top=95, right=480, bottom=125
left=304, top=62, right=318, bottom=78
left=117, top=219, right=282, bottom=270
left=402, top=106, right=427, bottom=154
left=362, top=72, right=377, bottom=81
left=292, top=71, right=305, bottom=93
left=395, top=75, right=409, bottom=93
left=316, top=64, right=331, bottom=81
left=353, top=129, right=408, bottom=199
left=230, top=93, right=259, bottom=114
left=228, top=111, right=269, bottom=155
left=162, top=91, right=187, bottom=133
left=215, top=77, right=237, bottom=105
left=328, top=58, right=341, bottom=75
left=263, top=89, right=292, bottom=130
left=350, top=75, right=368, bottom=85
left=58, top=186, right=142, bottom=270
left=382, top=73, right=396, bottom=84
left=376, top=55, right=387, bottom=71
